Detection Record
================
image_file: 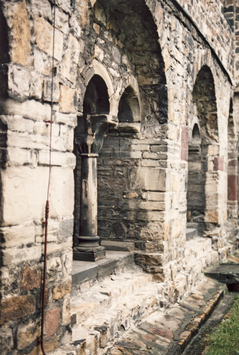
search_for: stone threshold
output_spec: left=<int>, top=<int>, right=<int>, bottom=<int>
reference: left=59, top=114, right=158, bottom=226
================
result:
left=72, top=250, right=134, bottom=285
left=106, top=278, right=228, bottom=355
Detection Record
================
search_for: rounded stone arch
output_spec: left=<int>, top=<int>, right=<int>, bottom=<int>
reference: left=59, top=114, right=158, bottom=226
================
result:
left=83, top=74, right=110, bottom=116
left=192, top=65, right=218, bottom=142
left=189, top=117, right=201, bottom=144
left=93, top=0, right=168, bottom=129
left=118, top=85, right=141, bottom=123
left=82, top=60, right=117, bottom=116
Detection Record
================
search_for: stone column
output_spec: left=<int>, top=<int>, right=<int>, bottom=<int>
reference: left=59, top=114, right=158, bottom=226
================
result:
left=74, top=114, right=117, bottom=261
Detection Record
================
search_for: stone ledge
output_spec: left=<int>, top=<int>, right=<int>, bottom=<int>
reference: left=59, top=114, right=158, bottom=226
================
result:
left=107, top=278, right=227, bottom=355
left=72, top=250, right=134, bottom=285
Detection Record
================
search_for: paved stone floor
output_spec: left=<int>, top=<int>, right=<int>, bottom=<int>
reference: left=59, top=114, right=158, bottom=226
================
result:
left=106, top=278, right=237, bottom=355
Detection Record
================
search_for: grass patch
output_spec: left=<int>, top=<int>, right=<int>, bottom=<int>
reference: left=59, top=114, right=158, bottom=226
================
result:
left=204, top=295, right=239, bottom=355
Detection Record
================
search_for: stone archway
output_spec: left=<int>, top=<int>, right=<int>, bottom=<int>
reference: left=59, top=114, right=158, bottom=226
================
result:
left=73, top=73, right=117, bottom=261
left=118, top=86, right=140, bottom=123
left=187, top=65, right=219, bottom=235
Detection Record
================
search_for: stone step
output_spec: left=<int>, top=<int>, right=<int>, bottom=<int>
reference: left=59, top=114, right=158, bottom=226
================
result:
left=106, top=277, right=227, bottom=355
left=186, top=228, right=198, bottom=240
left=204, top=263, right=239, bottom=284
left=71, top=272, right=166, bottom=349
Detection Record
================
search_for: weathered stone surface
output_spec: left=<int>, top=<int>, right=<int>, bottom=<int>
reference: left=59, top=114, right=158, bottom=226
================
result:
left=21, top=265, right=41, bottom=291
left=17, top=320, right=40, bottom=349
left=181, top=126, right=188, bottom=161
left=27, top=337, right=59, bottom=355
left=8, top=1, right=32, bottom=66
left=43, top=79, right=60, bottom=102
left=134, top=253, right=163, bottom=273
left=46, top=308, right=61, bottom=337
left=0, top=98, right=51, bottom=122
left=34, top=16, right=64, bottom=61
left=0, top=326, right=14, bottom=353
left=213, top=156, right=224, bottom=171
left=62, top=34, right=81, bottom=84
left=59, top=85, right=77, bottom=113
left=228, top=175, right=237, bottom=201
left=53, top=279, right=71, bottom=299
left=0, top=295, right=35, bottom=325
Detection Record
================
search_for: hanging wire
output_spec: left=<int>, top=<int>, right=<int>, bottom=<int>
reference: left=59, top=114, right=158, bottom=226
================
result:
left=40, top=2, right=56, bottom=354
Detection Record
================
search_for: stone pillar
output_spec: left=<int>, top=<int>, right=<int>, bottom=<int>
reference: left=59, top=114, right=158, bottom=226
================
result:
left=74, top=114, right=117, bottom=261
left=74, top=153, right=105, bottom=261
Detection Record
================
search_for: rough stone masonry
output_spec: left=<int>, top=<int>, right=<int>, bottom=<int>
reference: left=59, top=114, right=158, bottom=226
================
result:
left=0, top=0, right=239, bottom=354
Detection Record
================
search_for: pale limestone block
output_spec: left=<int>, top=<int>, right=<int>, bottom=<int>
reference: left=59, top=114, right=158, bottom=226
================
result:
left=172, top=173, right=180, bottom=191
left=62, top=250, right=72, bottom=275
left=34, top=16, right=64, bottom=61
left=2, top=245, right=42, bottom=265
left=1, top=166, right=50, bottom=225
left=5, top=1, right=32, bottom=66
left=33, top=49, right=51, bottom=75
left=43, top=79, right=60, bottom=102
left=62, top=34, right=81, bottom=83
left=31, top=0, right=52, bottom=20
left=66, top=127, right=74, bottom=152
left=49, top=167, right=74, bottom=218
left=93, top=23, right=101, bottom=35
left=0, top=223, right=35, bottom=248
left=51, top=136, right=66, bottom=151
left=47, top=257, right=62, bottom=275
left=162, top=46, right=171, bottom=72
left=38, top=151, right=76, bottom=168
left=0, top=98, right=51, bottom=122
left=62, top=295, right=71, bottom=325
left=129, top=167, right=167, bottom=191
left=69, top=14, right=82, bottom=39
left=46, top=241, right=72, bottom=255
left=17, top=320, right=40, bottom=350
left=146, top=191, right=166, bottom=202
left=7, top=131, right=49, bottom=151
left=54, top=112, right=77, bottom=127
left=208, top=144, right=220, bottom=156
left=55, top=7, right=69, bottom=33
left=94, top=45, right=104, bottom=61
left=59, top=86, right=77, bottom=113
left=55, top=0, right=71, bottom=13
left=138, top=201, right=165, bottom=211
left=3, top=115, right=34, bottom=133
left=171, top=219, right=182, bottom=239
left=204, top=210, right=219, bottom=224
left=8, top=65, right=30, bottom=100
left=131, top=144, right=150, bottom=151
left=33, top=122, right=59, bottom=137
left=30, top=72, right=43, bottom=100
left=7, top=147, right=32, bottom=166
left=137, top=211, right=165, bottom=222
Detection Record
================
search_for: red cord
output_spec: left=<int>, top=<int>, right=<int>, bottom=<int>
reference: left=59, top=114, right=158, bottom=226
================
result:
left=40, top=2, right=56, bottom=354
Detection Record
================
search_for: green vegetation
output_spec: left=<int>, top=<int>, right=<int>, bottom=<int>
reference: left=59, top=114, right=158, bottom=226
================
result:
left=204, top=295, right=239, bottom=355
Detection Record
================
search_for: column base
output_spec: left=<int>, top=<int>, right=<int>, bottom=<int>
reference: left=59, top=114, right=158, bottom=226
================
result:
left=73, top=246, right=106, bottom=261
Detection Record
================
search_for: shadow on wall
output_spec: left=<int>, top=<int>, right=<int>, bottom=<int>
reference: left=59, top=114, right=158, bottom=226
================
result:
left=0, top=6, right=9, bottom=97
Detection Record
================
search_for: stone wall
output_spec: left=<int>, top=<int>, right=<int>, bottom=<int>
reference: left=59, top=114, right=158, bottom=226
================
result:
left=0, top=0, right=238, bottom=354
left=0, top=1, right=76, bottom=354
